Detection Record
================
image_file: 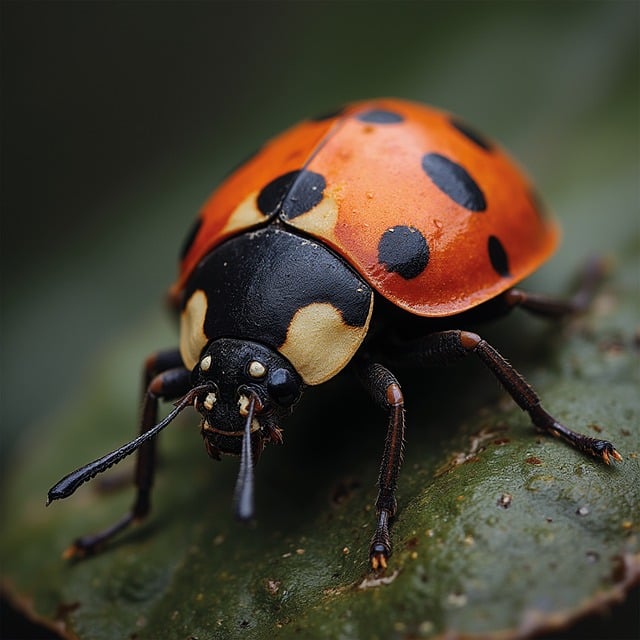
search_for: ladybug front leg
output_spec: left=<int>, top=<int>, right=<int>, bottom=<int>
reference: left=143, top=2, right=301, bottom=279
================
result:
left=65, top=349, right=190, bottom=558
left=357, top=361, right=406, bottom=570
left=403, top=331, right=621, bottom=464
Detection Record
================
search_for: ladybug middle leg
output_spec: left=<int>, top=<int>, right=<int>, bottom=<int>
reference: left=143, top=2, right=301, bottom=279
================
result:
left=65, top=349, right=190, bottom=558
left=401, top=330, right=621, bottom=464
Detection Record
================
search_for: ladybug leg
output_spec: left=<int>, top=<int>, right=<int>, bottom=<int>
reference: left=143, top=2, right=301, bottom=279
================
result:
left=357, top=361, right=406, bottom=570
left=403, top=331, right=621, bottom=464
left=505, top=256, right=607, bottom=318
left=66, top=349, right=190, bottom=558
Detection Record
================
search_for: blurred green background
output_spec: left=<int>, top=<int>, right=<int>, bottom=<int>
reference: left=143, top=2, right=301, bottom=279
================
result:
left=2, top=0, right=637, bottom=461
left=1, top=1, right=638, bottom=638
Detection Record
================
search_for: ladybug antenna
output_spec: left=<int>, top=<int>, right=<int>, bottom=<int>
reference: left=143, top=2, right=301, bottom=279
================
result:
left=233, top=392, right=256, bottom=521
left=46, top=383, right=212, bottom=506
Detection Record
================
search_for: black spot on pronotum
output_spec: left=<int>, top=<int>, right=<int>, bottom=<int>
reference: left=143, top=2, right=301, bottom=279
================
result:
left=378, top=226, right=430, bottom=280
left=357, top=109, right=404, bottom=124
left=488, top=235, right=510, bottom=277
left=257, top=170, right=326, bottom=220
left=449, top=118, right=493, bottom=152
left=179, top=216, right=203, bottom=261
left=422, top=153, right=486, bottom=212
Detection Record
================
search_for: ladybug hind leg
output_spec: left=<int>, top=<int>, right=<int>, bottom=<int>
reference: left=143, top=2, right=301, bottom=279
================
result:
left=504, top=255, right=608, bottom=318
left=64, top=349, right=191, bottom=558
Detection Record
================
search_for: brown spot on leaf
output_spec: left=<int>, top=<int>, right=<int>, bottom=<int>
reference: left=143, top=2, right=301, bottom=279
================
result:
left=497, top=493, right=513, bottom=509
left=266, top=579, right=281, bottom=596
left=404, top=536, right=420, bottom=550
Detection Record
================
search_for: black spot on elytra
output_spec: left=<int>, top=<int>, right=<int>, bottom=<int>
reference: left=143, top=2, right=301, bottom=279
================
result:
left=378, top=226, right=430, bottom=280
left=422, top=153, right=486, bottom=212
left=449, top=117, right=493, bottom=151
left=257, top=169, right=326, bottom=220
left=357, top=109, right=404, bottom=124
left=179, top=216, right=203, bottom=261
left=488, top=235, right=510, bottom=277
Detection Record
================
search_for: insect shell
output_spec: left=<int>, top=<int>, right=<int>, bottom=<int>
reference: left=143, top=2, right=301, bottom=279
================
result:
left=47, top=98, right=620, bottom=569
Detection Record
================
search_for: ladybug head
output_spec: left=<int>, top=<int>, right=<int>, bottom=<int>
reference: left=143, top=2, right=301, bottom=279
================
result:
left=192, top=338, right=304, bottom=519
left=193, top=338, right=303, bottom=456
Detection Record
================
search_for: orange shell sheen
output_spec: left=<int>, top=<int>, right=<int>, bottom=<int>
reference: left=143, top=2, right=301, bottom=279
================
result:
left=176, top=99, right=559, bottom=317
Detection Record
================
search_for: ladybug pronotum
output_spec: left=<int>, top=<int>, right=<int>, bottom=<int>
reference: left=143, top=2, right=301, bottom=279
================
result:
left=48, top=98, right=621, bottom=569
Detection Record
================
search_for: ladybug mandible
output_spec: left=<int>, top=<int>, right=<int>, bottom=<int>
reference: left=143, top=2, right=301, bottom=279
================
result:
left=48, top=99, right=621, bottom=569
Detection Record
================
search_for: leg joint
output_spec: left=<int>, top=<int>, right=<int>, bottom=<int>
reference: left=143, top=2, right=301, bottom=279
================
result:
left=385, top=382, right=404, bottom=407
left=459, top=330, right=482, bottom=351
left=147, top=367, right=191, bottom=400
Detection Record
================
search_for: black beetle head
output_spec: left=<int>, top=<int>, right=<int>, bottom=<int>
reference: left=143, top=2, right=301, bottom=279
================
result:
left=193, top=338, right=303, bottom=460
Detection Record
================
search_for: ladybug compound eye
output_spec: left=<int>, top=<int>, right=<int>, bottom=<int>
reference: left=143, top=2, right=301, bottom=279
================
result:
left=248, top=360, right=267, bottom=379
left=200, top=355, right=212, bottom=372
left=267, top=368, right=301, bottom=407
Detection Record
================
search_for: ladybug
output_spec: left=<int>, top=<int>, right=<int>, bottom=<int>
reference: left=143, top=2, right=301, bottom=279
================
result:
left=48, top=98, right=621, bottom=569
